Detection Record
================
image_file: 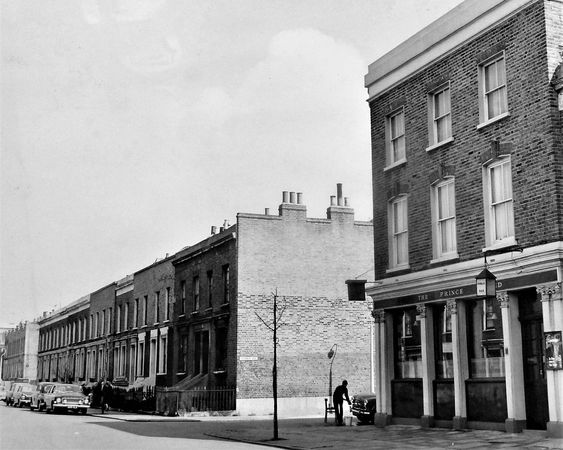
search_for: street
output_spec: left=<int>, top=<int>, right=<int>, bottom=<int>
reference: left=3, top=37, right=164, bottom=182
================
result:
left=0, top=403, right=273, bottom=450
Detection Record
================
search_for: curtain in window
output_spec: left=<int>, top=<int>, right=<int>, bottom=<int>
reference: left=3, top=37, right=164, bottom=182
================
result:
left=437, top=181, right=456, bottom=254
left=390, top=112, right=405, bottom=162
left=433, top=87, right=451, bottom=142
left=490, top=161, right=513, bottom=241
left=484, top=57, right=507, bottom=119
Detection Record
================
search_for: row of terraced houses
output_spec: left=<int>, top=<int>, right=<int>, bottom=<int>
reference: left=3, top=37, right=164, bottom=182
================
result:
left=2, top=0, right=563, bottom=438
left=4, top=187, right=375, bottom=417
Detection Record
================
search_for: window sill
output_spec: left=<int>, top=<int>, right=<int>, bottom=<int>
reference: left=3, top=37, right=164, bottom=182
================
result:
left=426, top=137, right=454, bottom=153
left=482, top=238, right=517, bottom=253
left=476, top=112, right=510, bottom=130
left=386, top=264, right=410, bottom=274
left=179, top=314, right=186, bottom=318
left=430, top=253, right=459, bottom=264
left=191, top=311, right=199, bottom=316
left=383, top=158, right=407, bottom=172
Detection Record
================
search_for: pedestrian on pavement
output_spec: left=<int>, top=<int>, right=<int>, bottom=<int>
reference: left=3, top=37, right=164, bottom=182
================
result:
left=332, top=380, right=351, bottom=426
left=100, top=380, right=112, bottom=414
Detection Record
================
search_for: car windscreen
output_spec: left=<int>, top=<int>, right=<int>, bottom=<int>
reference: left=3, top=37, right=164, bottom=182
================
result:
left=53, top=385, right=82, bottom=394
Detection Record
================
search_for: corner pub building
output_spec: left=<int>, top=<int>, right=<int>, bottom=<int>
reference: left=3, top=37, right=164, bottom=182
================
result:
left=364, top=0, right=563, bottom=437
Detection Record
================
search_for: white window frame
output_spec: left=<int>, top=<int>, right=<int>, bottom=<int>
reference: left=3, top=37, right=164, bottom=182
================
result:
left=385, top=108, right=406, bottom=170
left=133, top=299, right=138, bottom=328
left=158, top=334, right=167, bottom=374
left=124, top=302, right=129, bottom=331
left=154, top=291, right=160, bottom=324
left=482, top=157, right=516, bottom=250
left=431, top=177, right=458, bottom=262
left=427, top=83, right=453, bottom=151
left=387, top=195, right=409, bottom=271
left=116, top=305, right=121, bottom=333
left=164, top=287, right=170, bottom=322
left=478, top=52, right=508, bottom=126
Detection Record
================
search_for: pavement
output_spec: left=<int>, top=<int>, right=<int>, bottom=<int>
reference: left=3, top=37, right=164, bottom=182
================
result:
left=89, top=409, right=563, bottom=449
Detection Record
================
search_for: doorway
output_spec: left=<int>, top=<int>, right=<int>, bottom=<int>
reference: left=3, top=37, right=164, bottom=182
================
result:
left=519, top=289, right=548, bottom=430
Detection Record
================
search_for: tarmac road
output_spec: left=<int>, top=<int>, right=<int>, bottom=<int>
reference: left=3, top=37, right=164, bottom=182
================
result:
left=0, top=402, right=273, bottom=450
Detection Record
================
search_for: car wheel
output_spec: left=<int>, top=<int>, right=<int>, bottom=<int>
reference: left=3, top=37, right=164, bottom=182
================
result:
left=30, top=404, right=35, bottom=411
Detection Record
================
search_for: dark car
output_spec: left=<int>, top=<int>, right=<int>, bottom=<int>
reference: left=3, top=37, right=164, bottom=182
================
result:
left=351, top=392, right=377, bottom=424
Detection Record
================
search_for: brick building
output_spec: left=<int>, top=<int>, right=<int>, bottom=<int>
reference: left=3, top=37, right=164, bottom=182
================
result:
left=3, top=322, right=39, bottom=382
left=130, top=257, right=174, bottom=388
left=37, top=295, right=90, bottom=382
left=168, top=187, right=374, bottom=416
left=364, top=0, right=562, bottom=437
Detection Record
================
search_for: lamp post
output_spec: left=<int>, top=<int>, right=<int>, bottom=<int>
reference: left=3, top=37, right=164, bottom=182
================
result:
left=327, top=344, right=337, bottom=407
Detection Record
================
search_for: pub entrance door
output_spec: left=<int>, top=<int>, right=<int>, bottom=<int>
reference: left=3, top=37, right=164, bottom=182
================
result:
left=519, top=289, right=549, bottom=430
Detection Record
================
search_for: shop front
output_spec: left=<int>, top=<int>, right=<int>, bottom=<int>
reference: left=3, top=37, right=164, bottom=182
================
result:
left=370, top=263, right=562, bottom=436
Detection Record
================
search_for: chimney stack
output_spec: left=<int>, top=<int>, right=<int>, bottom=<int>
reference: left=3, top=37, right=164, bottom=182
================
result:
left=279, top=189, right=306, bottom=219
left=326, top=183, right=354, bottom=221
left=337, top=183, right=343, bottom=206
left=265, top=208, right=270, bottom=215
left=211, top=226, right=217, bottom=235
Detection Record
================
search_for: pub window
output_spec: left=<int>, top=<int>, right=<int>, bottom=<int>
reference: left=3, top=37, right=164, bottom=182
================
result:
left=434, top=304, right=453, bottom=379
left=467, top=299, right=505, bottom=378
left=394, top=308, right=422, bottom=378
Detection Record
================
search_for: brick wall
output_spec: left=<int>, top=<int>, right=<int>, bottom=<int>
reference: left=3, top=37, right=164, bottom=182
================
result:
left=369, top=1, right=562, bottom=277
left=170, top=232, right=238, bottom=388
left=236, top=200, right=374, bottom=400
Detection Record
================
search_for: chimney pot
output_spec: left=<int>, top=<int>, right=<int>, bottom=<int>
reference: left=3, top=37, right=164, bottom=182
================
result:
left=337, top=183, right=343, bottom=206
left=297, top=192, right=303, bottom=204
left=219, top=226, right=225, bottom=232
left=265, top=208, right=270, bottom=215
left=223, top=219, right=229, bottom=228
left=211, top=226, right=217, bottom=235
left=330, top=195, right=336, bottom=206
left=282, top=191, right=289, bottom=203
left=290, top=192, right=296, bottom=203
left=344, top=197, right=350, bottom=207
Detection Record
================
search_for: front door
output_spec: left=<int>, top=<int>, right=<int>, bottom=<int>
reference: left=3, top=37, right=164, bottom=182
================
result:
left=519, top=290, right=549, bottom=430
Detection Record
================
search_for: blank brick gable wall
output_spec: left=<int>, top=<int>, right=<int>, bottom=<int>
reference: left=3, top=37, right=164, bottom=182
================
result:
left=370, top=0, right=562, bottom=278
left=236, top=209, right=374, bottom=400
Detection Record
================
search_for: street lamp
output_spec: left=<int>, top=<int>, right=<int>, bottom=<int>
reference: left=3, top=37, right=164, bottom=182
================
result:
left=327, top=344, right=337, bottom=407
left=475, top=268, right=496, bottom=298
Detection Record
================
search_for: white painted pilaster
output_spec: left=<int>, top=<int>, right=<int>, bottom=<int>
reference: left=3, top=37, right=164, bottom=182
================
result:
left=499, top=291, right=526, bottom=431
left=451, top=299, right=468, bottom=429
left=418, top=304, right=435, bottom=418
left=539, top=283, right=563, bottom=436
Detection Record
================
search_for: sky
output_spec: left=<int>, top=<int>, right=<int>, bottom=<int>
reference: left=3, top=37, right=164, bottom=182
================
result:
left=0, top=0, right=464, bottom=326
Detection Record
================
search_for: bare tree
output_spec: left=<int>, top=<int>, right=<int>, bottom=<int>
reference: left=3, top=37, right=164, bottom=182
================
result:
left=255, top=289, right=287, bottom=441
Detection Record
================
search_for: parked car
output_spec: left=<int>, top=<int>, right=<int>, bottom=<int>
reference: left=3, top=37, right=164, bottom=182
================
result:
left=42, top=383, right=89, bottom=414
left=13, top=383, right=35, bottom=408
left=5, top=383, right=26, bottom=406
left=0, top=385, right=6, bottom=403
left=351, top=392, right=377, bottom=424
left=29, top=382, right=54, bottom=411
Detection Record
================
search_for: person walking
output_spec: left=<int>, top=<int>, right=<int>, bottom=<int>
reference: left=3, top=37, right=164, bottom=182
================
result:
left=332, top=380, right=351, bottom=426
left=100, top=380, right=112, bottom=414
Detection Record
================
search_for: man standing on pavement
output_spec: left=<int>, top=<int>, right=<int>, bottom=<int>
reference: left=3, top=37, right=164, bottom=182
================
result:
left=332, top=380, right=351, bottom=426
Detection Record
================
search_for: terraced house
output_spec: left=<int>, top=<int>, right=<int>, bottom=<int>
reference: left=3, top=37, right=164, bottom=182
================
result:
left=364, top=0, right=563, bottom=437
left=33, top=188, right=375, bottom=417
